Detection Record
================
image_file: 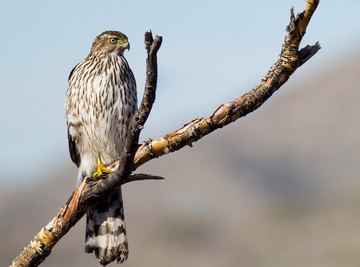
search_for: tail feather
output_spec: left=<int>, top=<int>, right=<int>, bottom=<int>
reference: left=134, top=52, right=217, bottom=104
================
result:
left=85, top=188, right=128, bottom=265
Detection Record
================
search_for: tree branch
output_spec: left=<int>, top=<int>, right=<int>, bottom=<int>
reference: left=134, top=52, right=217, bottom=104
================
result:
left=133, top=0, right=320, bottom=168
left=11, top=1, right=320, bottom=266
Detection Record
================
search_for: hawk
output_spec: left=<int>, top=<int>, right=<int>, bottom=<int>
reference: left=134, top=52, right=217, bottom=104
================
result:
left=65, top=31, right=137, bottom=265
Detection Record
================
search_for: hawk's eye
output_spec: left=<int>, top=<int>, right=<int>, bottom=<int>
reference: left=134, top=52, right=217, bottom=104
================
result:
left=110, top=38, right=117, bottom=44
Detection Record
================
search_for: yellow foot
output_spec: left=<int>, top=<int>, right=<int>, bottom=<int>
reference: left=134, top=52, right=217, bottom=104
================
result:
left=93, top=157, right=112, bottom=180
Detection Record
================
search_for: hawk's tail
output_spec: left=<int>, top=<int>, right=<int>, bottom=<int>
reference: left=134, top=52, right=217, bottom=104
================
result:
left=85, top=188, right=128, bottom=266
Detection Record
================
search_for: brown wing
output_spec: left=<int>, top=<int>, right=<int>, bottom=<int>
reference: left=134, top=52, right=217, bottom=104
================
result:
left=67, top=129, right=81, bottom=167
left=67, top=64, right=82, bottom=167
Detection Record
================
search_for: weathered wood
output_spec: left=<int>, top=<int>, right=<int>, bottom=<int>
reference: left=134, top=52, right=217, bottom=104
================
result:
left=10, top=1, right=320, bottom=266
left=133, top=0, right=320, bottom=168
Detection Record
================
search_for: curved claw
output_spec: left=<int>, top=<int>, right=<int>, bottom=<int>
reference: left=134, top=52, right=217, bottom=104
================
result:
left=93, top=157, right=113, bottom=179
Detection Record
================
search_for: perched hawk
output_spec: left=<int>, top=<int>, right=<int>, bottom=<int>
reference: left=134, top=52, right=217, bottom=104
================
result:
left=65, top=31, right=137, bottom=265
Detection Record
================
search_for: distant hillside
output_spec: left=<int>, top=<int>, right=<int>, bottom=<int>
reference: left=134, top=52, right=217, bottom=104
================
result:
left=2, top=55, right=360, bottom=267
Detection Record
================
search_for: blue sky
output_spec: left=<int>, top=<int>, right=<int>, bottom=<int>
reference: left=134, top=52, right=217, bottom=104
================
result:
left=1, top=0, right=359, bottom=184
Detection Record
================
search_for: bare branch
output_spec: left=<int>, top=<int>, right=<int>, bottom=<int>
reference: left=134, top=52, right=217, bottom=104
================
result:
left=133, top=0, right=320, bottom=168
left=10, top=1, right=320, bottom=266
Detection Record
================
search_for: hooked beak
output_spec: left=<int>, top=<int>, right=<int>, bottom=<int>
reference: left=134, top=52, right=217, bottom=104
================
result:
left=116, top=39, right=130, bottom=50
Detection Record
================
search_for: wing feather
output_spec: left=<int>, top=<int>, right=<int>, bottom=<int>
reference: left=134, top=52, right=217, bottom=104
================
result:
left=67, top=128, right=81, bottom=167
left=67, top=63, right=82, bottom=167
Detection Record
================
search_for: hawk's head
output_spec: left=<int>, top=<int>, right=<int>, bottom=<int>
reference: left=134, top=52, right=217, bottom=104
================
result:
left=90, top=31, right=130, bottom=55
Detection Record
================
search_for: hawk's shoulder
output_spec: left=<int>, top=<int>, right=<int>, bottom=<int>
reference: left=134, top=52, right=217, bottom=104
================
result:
left=68, top=63, right=80, bottom=82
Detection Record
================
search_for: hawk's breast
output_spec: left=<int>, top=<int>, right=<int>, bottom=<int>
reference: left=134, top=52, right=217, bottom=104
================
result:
left=66, top=53, right=137, bottom=177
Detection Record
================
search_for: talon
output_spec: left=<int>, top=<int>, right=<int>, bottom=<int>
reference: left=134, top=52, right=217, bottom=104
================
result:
left=93, top=156, right=112, bottom=179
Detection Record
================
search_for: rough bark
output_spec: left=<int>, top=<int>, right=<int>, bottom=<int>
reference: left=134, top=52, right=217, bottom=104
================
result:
left=11, top=1, right=320, bottom=266
left=133, top=1, right=321, bottom=168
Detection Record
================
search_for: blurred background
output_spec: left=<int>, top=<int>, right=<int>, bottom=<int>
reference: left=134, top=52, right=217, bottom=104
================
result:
left=1, top=0, right=360, bottom=266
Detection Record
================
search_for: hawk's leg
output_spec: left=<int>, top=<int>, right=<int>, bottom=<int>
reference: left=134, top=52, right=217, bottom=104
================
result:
left=93, top=156, right=112, bottom=179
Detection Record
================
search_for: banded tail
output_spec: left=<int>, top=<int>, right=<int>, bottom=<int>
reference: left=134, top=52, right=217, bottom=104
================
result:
left=85, top=188, right=128, bottom=265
